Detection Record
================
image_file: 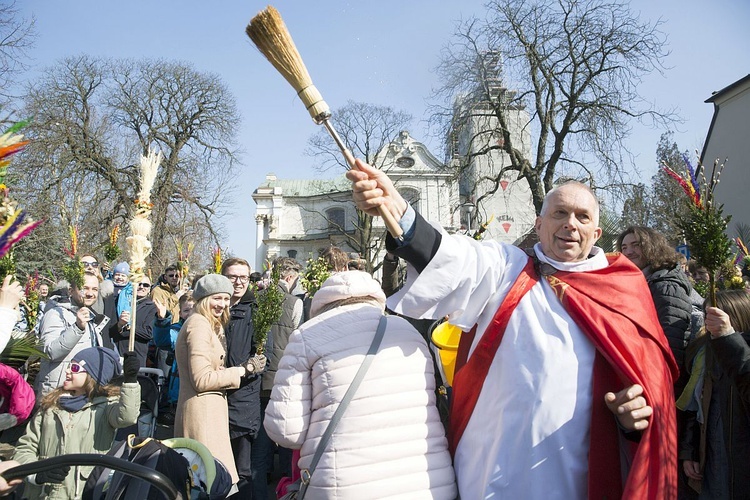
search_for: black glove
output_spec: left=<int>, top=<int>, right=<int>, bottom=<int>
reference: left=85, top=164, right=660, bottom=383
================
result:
left=122, top=351, right=140, bottom=383
left=36, top=466, right=71, bottom=484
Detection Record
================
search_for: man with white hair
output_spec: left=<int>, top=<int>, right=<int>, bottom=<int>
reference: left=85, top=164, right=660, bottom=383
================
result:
left=347, top=160, right=679, bottom=499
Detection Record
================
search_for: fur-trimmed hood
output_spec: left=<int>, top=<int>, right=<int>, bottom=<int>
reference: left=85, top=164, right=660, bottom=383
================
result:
left=310, top=271, right=386, bottom=317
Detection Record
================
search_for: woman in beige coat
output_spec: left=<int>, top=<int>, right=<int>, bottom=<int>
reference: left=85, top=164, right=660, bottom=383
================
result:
left=174, top=275, right=266, bottom=486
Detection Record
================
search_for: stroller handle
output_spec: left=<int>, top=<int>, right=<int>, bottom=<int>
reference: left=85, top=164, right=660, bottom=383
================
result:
left=1, top=453, right=180, bottom=500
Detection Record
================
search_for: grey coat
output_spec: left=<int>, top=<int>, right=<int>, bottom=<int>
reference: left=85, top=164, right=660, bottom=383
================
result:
left=35, top=299, right=109, bottom=396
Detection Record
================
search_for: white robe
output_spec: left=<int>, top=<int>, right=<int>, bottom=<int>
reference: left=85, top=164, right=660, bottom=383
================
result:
left=388, top=231, right=609, bottom=500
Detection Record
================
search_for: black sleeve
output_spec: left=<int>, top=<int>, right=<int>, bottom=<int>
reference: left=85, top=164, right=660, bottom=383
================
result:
left=381, top=255, right=400, bottom=297
left=678, top=409, right=700, bottom=461
left=385, top=210, right=442, bottom=274
left=711, top=331, right=750, bottom=405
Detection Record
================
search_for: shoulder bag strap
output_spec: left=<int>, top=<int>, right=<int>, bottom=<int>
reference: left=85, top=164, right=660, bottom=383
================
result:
left=298, top=315, right=388, bottom=497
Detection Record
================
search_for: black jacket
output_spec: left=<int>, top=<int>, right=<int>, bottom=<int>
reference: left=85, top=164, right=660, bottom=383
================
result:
left=645, top=265, right=693, bottom=374
left=681, top=332, right=750, bottom=498
left=225, top=289, right=264, bottom=439
left=110, top=297, right=157, bottom=367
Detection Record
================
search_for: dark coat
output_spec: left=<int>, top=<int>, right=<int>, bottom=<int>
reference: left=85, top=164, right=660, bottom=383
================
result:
left=225, top=289, right=264, bottom=439
left=680, top=332, right=750, bottom=498
left=646, top=265, right=693, bottom=374
left=111, top=297, right=157, bottom=367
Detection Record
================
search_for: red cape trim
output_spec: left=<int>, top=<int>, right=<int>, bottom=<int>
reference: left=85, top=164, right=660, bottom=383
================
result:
left=449, top=254, right=678, bottom=499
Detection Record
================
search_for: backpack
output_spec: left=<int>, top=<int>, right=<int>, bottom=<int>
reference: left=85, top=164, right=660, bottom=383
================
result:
left=83, top=435, right=191, bottom=500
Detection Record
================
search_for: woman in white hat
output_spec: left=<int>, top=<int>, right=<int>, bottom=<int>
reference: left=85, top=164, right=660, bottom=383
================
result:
left=264, top=270, right=456, bottom=499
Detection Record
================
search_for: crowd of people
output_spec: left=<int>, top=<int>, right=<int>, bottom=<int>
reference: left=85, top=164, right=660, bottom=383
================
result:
left=0, top=158, right=747, bottom=499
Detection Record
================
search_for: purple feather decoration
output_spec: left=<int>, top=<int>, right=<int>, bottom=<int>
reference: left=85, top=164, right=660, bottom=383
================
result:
left=0, top=211, right=43, bottom=259
left=682, top=153, right=701, bottom=204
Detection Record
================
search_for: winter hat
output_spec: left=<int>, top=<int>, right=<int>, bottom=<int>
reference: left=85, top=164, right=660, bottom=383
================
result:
left=311, top=270, right=386, bottom=317
left=113, top=262, right=130, bottom=275
left=72, top=347, right=123, bottom=386
left=193, top=274, right=234, bottom=301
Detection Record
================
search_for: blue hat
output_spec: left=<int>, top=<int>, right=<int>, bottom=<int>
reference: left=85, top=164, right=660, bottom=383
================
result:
left=72, top=347, right=123, bottom=386
left=113, top=262, right=130, bottom=275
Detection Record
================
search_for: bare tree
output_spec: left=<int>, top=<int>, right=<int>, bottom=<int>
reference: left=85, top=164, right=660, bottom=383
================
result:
left=432, top=0, right=675, bottom=214
left=107, top=58, right=240, bottom=269
left=0, top=0, right=35, bottom=110
left=305, top=101, right=412, bottom=271
left=13, top=55, right=240, bottom=272
left=306, top=100, right=412, bottom=172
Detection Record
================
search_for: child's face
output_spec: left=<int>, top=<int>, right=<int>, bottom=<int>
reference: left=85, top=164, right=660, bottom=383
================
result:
left=63, top=363, right=89, bottom=396
left=179, top=301, right=194, bottom=321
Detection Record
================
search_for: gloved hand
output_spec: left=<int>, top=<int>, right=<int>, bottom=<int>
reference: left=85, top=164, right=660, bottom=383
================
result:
left=0, top=413, right=17, bottom=431
left=244, top=354, right=267, bottom=376
left=35, top=466, right=71, bottom=484
left=122, top=351, right=140, bottom=383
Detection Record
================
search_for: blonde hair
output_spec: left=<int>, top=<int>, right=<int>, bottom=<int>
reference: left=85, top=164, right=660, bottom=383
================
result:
left=40, top=374, right=120, bottom=411
left=193, top=294, right=230, bottom=333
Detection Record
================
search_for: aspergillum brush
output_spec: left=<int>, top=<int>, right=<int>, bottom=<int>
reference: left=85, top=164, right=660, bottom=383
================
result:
left=245, top=6, right=404, bottom=241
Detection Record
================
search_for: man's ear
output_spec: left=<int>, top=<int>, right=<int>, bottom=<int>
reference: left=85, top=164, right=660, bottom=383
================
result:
left=534, top=216, right=542, bottom=234
left=593, top=227, right=603, bottom=242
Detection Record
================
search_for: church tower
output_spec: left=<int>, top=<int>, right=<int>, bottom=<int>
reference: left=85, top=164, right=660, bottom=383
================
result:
left=449, top=51, right=536, bottom=243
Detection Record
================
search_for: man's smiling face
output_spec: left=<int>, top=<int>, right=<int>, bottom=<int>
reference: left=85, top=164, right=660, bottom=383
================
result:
left=535, top=183, right=602, bottom=263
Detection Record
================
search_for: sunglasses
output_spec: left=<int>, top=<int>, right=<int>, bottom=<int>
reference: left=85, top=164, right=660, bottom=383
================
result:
left=70, top=362, right=86, bottom=374
left=138, top=283, right=152, bottom=288
left=82, top=261, right=99, bottom=268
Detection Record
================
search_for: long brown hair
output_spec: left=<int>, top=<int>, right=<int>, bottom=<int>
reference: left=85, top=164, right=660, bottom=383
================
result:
left=708, top=289, right=750, bottom=333
left=40, top=374, right=120, bottom=411
left=616, top=226, right=680, bottom=271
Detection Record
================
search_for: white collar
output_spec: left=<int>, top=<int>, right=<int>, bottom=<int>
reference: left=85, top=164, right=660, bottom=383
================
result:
left=533, top=243, right=609, bottom=273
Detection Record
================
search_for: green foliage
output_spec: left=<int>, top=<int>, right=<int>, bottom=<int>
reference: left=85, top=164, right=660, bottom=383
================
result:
left=1, top=332, right=46, bottom=367
left=677, top=203, right=731, bottom=275
left=692, top=280, right=709, bottom=298
left=62, top=256, right=84, bottom=289
left=299, top=256, right=331, bottom=298
left=0, top=253, right=15, bottom=280
left=252, top=266, right=284, bottom=355
left=23, top=290, right=40, bottom=333
left=104, top=243, right=121, bottom=263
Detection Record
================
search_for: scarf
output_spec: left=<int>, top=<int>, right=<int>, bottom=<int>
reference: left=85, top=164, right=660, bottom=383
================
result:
left=58, top=394, right=88, bottom=413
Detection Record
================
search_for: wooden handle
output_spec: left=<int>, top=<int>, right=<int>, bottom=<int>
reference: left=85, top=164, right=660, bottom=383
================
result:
left=128, top=287, right=136, bottom=352
left=342, top=149, right=404, bottom=240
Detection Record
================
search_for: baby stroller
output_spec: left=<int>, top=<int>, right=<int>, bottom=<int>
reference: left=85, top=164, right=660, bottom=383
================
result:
left=136, top=367, right=167, bottom=438
left=1, top=435, right=233, bottom=500
left=116, top=367, right=167, bottom=440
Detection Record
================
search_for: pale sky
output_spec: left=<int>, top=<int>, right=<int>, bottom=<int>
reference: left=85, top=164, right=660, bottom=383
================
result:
left=15, top=0, right=750, bottom=262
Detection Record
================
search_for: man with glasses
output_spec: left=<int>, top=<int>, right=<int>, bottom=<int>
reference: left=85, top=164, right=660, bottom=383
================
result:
left=35, top=274, right=109, bottom=396
left=81, top=254, right=113, bottom=316
left=110, top=277, right=156, bottom=367
left=220, top=257, right=267, bottom=498
left=150, top=264, right=187, bottom=324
